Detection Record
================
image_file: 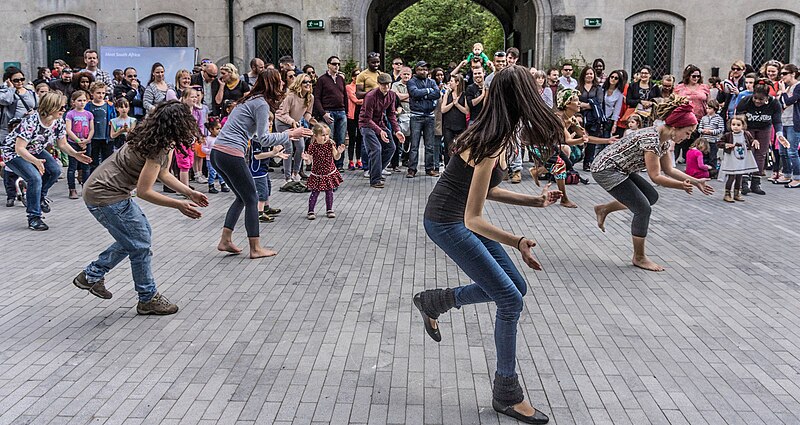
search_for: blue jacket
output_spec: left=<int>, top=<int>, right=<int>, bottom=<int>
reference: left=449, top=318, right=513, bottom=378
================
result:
left=407, top=76, right=440, bottom=115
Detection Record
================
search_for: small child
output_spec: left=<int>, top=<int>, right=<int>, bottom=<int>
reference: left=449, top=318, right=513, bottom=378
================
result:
left=75, top=100, right=208, bottom=315
left=465, top=42, right=491, bottom=69
left=110, top=97, right=136, bottom=150
left=176, top=89, right=199, bottom=188
left=86, top=82, right=116, bottom=171
left=717, top=115, right=759, bottom=202
left=698, top=99, right=724, bottom=170
left=623, top=114, right=642, bottom=136
left=302, top=124, right=345, bottom=219
left=250, top=140, right=288, bottom=223
left=189, top=91, right=209, bottom=184
left=64, top=90, right=94, bottom=199
left=201, top=120, right=228, bottom=193
left=685, top=138, right=713, bottom=179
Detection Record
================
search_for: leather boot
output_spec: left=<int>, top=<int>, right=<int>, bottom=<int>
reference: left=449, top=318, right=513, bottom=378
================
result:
left=750, top=175, right=765, bottom=195
left=741, top=175, right=750, bottom=195
left=723, top=191, right=734, bottom=203
left=733, top=190, right=745, bottom=201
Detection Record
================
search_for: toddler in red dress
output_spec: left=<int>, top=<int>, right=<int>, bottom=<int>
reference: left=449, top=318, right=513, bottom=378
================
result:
left=302, top=124, right=345, bottom=219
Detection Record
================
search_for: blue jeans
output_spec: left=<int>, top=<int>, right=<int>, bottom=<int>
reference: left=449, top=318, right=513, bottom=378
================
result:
left=328, top=110, right=347, bottom=168
left=424, top=219, right=527, bottom=377
left=780, top=127, right=800, bottom=179
left=362, top=127, right=396, bottom=185
left=409, top=115, right=437, bottom=172
left=4, top=151, right=62, bottom=219
left=67, top=141, right=90, bottom=190
left=84, top=199, right=157, bottom=302
left=511, top=143, right=523, bottom=172
left=206, top=159, right=225, bottom=185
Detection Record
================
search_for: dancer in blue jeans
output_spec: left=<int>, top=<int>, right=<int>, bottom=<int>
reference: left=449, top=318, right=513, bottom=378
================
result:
left=75, top=101, right=208, bottom=315
left=414, top=66, right=564, bottom=424
left=359, top=73, right=405, bottom=188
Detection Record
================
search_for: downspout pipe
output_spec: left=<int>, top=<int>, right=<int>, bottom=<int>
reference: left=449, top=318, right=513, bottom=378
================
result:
left=228, top=0, right=235, bottom=63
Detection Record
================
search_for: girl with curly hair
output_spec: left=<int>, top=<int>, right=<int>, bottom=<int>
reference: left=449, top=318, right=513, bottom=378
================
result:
left=74, top=100, right=209, bottom=315
left=591, top=96, right=714, bottom=272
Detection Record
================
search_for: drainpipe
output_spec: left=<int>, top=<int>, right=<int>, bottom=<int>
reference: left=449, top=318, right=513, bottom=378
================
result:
left=227, top=0, right=235, bottom=63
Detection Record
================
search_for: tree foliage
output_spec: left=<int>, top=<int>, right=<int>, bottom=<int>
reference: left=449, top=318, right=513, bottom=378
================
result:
left=385, top=0, right=504, bottom=71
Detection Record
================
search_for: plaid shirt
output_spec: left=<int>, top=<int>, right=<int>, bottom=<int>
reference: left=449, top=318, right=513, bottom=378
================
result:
left=81, top=68, right=114, bottom=96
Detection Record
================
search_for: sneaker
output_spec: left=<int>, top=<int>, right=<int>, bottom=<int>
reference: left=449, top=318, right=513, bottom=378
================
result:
left=195, top=175, right=207, bottom=184
left=28, top=216, right=49, bottom=231
left=72, top=271, right=113, bottom=299
left=40, top=198, right=51, bottom=213
left=258, top=213, right=275, bottom=223
left=348, top=161, right=355, bottom=170
left=220, top=184, right=230, bottom=193
left=381, top=168, right=391, bottom=176
left=208, top=186, right=219, bottom=194
left=292, top=174, right=301, bottom=182
left=307, top=212, right=316, bottom=220
left=356, top=161, right=363, bottom=168
left=136, top=293, right=178, bottom=315
left=363, top=170, right=370, bottom=178
left=510, top=170, right=522, bottom=184
left=263, top=207, right=281, bottom=215
left=371, top=182, right=385, bottom=189
left=5, top=198, right=13, bottom=207
left=69, top=189, right=79, bottom=199
left=426, top=170, right=440, bottom=177
left=406, top=170, right=416, bottom=178
left=326, top=210, right=336, bottom=218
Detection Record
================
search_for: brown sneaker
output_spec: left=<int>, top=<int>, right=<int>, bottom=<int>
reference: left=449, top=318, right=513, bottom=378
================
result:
left=371, top=182, right=385, bottom=189
left=136, top=293, right=178, bottom=315
left=510, top=170, right=522, bottom=184
left=426, top=170, right=440, bottom=177
left=723, top=191, right=734, bottom=203
left=73, top=271, right=113, bottom=299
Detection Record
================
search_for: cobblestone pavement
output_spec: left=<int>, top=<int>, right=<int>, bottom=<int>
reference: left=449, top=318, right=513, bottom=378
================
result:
left=1, top=166, right=800, bottom=425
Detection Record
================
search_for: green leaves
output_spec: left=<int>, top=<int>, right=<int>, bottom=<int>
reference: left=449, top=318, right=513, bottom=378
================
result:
left=385, top=0, right=504, bottom=70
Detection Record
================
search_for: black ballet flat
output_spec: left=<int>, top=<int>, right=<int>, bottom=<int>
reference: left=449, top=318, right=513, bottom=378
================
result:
left=492, top=399, right=549, bottom=424
left=413, top=293, right=441, bottom=342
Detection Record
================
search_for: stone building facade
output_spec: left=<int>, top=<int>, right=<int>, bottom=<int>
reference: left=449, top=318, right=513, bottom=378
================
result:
left=2, top=0, right=798, bottom=80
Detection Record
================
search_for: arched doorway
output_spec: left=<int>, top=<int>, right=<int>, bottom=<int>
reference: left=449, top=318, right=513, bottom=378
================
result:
left=46, top=24, right=90, bottom=70
left=359, top=0, right=564, bottom=68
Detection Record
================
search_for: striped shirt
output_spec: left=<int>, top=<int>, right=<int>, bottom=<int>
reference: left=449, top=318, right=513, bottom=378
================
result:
left=591, top=127, right=669, bottom=176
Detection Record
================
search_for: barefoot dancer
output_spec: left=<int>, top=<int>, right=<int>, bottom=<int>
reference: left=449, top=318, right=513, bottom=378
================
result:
left=211, top=69, right=311, bottom=258
left=591, top=96, right=714, bottom=272
left=414, top=66, right=563, bottom=424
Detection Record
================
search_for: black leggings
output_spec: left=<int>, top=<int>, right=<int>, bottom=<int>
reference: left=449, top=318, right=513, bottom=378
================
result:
left=347, top=118, right=362, bottom=161
left=210, top=150, right=260, bottom=238
left=90, top=140, right=114, bottom=173
left=725, top=174, right=743, bottom=190
left=442, top=127, right=464, bottom=166
left=607, top=173, right=659, bottom=238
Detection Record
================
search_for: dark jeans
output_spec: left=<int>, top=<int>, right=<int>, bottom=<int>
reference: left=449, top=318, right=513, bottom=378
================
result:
left=210, top=150, right=260, bottom=238
left=328, top=110, right=347, bottom=168
left=424, top=218, right=527, bottom=378
left=347, top=118, right=362, bottom=162
left=89, top=139, right=114, bottom=173
left=361, top=127, right=396, bottom=185
left=84, top=199, right=157, bottom=302
left=4, top=151, right=62, bottom=218
left=67, top=141, right=91, bottom=190
left=582, top=127, right=604, bottom=168
left=3, top=168, right=18, bottom=199
left=442, top=127, right=464, bottom=166
left=409, top=115, right=438, bottom=172
left=604, top=173, right=659, bottom=238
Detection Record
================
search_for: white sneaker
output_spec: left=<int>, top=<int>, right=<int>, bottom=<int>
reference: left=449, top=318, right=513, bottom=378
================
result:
left=195, top=176, right=207, bottom=184
left=363, top=171, right=370, bottom=178
left=381, top=168, right=392, bottom=176
left=292, top=174, right=301, bottom=182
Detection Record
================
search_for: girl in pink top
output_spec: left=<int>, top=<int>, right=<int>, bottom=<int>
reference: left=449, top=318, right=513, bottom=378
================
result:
left=685, top=138, right=712, bottom=179
left=175, top=88, right=198, bottom=187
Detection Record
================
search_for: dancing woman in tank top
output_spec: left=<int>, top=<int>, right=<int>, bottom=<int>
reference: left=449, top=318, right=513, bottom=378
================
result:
left=414, top=65, right=564, bottom=424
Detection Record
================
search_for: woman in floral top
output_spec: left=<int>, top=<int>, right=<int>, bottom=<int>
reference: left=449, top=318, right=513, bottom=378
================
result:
left=591, top=97, right=714, bottom=272
left=1, top=92, right=92, bottom=230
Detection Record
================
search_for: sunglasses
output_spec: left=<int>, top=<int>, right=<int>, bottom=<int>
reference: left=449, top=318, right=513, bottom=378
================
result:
left=494, top=52, right=506, bottom=57
left=393, top=62, right=403, bottom=65
left=609, top=75, right=619, bottom=80
left=691, top=74, right=701, bottom=78
left=126, top=74, right=137, bottom=78
left=731, top=67, right=743, bottom=71
left=330, top=62, right=341, bottom=66
left=302, top=80, right=312, bottom=85
left=563, top=68, right=573, bottom=72
left=11, top=78, right=25, bottom=83
left=781, top=71, right=792, bottom=76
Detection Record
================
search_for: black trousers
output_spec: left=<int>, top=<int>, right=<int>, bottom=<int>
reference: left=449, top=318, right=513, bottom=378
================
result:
left=606, top=173, right=659, bottom=238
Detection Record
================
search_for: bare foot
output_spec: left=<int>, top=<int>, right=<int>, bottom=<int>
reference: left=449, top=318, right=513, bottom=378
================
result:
left=250, top=248, right=278, bottom=259
left=560, top=199, right=578, bottom=208
left=632, top=256, right=665, bottom=272
left=217, top=240, right=242, bottom=254
left=594, top=205, right=607, bottom=232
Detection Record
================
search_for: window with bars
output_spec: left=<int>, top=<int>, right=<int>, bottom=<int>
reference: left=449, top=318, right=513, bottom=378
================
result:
left=255, top=24, right=293, bottom=65
left=151, top=24, right=188, bottom=47
left=631, top=21, right=672, bottom=80
left=752, top=20, right=791, bottom=68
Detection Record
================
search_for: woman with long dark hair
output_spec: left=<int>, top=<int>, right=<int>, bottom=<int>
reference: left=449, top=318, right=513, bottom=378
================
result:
left=413, top=65, right=564, bottom=424
left=626, top=65, right=660, bottom=127
left=592, top=96, right=714, bottom=272
left=440, top=73, right=468, bottom=165
left=211, top=69, right=311, bottom=258
left=577, top=66, right=604, bottom=170
left=673, top=65, right=710, bottom=161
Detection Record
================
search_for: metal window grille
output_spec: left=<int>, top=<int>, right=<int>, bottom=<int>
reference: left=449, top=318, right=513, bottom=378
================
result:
left=752, top=20, right=791, bottom=67
left=255, top=24, right=293, bottom=65
left=631, top=21, right=672, bottom=80
left=151, top=24, right=188, bottom=47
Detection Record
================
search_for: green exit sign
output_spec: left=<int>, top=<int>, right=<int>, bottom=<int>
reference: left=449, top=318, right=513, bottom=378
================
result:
left=307, top=20, right=325, bottom=30
left=584, top=18, right=602, bottom=28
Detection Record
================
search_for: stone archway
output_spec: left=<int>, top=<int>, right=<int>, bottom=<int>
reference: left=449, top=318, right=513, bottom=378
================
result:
left=353, top=0, right=565, bottom=68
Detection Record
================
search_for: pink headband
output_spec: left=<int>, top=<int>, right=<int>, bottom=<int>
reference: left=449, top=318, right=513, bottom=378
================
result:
left=665, top=103, right=698, bottom=128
